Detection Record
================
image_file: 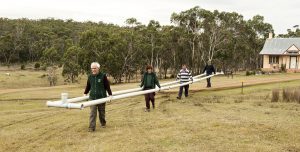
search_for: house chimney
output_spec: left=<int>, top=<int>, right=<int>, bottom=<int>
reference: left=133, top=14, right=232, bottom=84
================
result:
left=268, top=33, right=273, bottom=39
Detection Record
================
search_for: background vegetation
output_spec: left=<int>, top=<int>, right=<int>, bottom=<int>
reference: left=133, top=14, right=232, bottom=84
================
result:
left=3, top=6, right=297, bottom=84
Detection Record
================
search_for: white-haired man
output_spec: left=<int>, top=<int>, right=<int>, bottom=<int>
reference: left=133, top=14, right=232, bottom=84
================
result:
left=84, top=62, right=112, bottom=132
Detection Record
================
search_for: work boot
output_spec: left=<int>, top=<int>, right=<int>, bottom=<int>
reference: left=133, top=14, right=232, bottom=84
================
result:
left=100, top=122, right=106, bottom=128
left=88, top=128, right=95, bottom=132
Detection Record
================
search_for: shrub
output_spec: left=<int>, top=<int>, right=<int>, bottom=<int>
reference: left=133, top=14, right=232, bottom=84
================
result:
left=280, top=64, right=286, bottom=73
left=21, top=64, right=25, bottom=70
left=34, top=62, right=41, bottom=69
left=170, top=74, right=175, bottom=78
left=282, top=88, right=293, bottom=102
left=294, top=89, right=300, bottom=103
left=246, top=71, right=251, bottom=76
left=58, top=63, right=63, bottom=68
left=41, top=65, right=47, bottom=71
left=271, top=89, right=279, bottom=102
left=246, top=71, right=255, bottom=76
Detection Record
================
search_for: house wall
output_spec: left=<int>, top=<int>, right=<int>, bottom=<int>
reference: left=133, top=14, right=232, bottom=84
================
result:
left=261, top=55, right=300, bottom=72
left=263, top=55, right=270, bottom=68
left=280, top=56, right=289, bottom=69
left=262, top=55, right=280, bottom=71
left=298, top=56, right=300, bottom=69
left=288, top=45, right=299, bottom=51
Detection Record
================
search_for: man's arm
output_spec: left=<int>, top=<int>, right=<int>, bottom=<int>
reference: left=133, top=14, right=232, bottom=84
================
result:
left=84, top=78, right=90, bottom=95
left=155, top=74, right=161, bottom=88
left=189, top=71, right=193, bottom=80
left=103, top=75, right=112, bottom=95
left=202, top=66, right=207, bottom=73
left=212, top=65, right=216, bottom=74
left=140, top=74, right=144, bottom=87
left=176, top=72, right=180, bottom=81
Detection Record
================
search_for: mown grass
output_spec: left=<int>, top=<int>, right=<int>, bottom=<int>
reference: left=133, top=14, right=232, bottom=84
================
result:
left=1, top=71, right=300, bottom=152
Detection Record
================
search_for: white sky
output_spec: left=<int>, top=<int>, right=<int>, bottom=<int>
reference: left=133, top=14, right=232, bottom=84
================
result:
left=0, top=0, right=299, bottom=34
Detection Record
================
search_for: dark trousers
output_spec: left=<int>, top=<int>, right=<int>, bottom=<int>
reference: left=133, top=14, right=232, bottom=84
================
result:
left=89, top=103, right=106, bottom=129
left=178, top=84, right=189, bottom=97
left=206, top=77, right=211, bottom=87
left=144, top=93, right=155, bottom=109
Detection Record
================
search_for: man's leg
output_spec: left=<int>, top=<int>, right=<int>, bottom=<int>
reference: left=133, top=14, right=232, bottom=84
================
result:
left=208, top=78, right=211, bottom=87
left=89, top=105, right=97, bottom=131
left=98, top=103, right=106, bottom=127
left=177, top=86, right=183, bottom=99
left=150, top=93, right=155, bottom=109
left=144, top=94, right=150, bottom=111
left=184, top=85, right=189, bottom=97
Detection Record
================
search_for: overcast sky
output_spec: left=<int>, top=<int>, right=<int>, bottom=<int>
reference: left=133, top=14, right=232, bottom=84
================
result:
left=0, top=0, right=299, bottom=34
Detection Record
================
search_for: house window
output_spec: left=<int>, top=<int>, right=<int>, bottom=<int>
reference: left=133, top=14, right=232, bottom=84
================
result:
left=269, top=55, right=279, bottom=64
left=287, top=50, right=299, bottom=54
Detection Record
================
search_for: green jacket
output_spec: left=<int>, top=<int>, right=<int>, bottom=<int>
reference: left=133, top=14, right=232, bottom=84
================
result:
left=88, top=73, right=107, bottom=100
left=140, top=72, right=161, bottom=89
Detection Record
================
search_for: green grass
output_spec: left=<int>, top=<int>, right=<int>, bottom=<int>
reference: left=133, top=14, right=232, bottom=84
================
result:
left=0, top=68, right=89, bottom=89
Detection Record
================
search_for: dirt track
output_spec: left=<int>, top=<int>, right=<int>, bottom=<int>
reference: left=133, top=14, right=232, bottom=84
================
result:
left=1, top=73, right=300, bottom=96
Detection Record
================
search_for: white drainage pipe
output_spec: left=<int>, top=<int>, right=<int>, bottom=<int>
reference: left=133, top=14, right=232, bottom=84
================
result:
left=47, top=72, right=221, bottom=109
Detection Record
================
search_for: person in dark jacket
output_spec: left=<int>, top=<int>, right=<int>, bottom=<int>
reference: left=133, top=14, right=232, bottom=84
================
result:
left=84, top=62, right=112, bottom=132
left=176, top=64, right=192, bottom=99
left=140, top=65, right=161, bottom=112
left=202, top=61, right=216, bottom=88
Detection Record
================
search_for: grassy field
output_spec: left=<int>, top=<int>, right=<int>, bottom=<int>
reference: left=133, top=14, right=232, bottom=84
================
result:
left=0, top=70, right=300, bottom=152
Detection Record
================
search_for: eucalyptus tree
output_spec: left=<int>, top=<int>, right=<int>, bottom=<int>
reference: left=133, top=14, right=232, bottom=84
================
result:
left=79, top=26, right=112, bottom=72
left=62, top=45, right=83, bottom=83
left=0, top=34, right=14, bottom=65
left=146, top=20, right=161, bottom=67
left=171, top=6, right=205, bottom=74
left=246, top=15, right=273, bottom=69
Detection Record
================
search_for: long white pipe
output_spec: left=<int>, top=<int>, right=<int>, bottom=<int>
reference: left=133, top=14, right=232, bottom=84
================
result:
left=193, top=73, right=206, bottom=79
left=79, top=72, right=221, bottom=109
left=111, top=73, right=205, bottom=96
left=48, top=73, right=206, bottom=104
left=79, top=73, right=221, bottom=109
left=46, top=101, right=83, bottom=109
left=46, top=79, right=182, bottom=104
left=47, top=72, right=221, bottom=109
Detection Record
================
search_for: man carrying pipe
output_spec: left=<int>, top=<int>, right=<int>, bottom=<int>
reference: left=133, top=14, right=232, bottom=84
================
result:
left=176, top=64, right=192, bottom=99
left=202, top=60, right=216, bottom=88
left=140, top=65, right=161, bottom=112
left=84, top=62, right=112, bottom=132
left=46, top=72, right=223, bottom=109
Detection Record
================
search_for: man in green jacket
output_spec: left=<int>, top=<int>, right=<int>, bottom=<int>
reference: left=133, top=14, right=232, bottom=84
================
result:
left=140, top=65, right=161, bottom=112
left=84, top=62, right=112, bottom=132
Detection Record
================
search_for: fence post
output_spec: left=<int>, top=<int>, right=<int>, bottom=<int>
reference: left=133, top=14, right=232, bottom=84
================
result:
left=241, top=82, right=244, bottom=94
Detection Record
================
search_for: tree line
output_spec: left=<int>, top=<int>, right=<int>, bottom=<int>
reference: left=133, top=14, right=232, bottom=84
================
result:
left=0, top=6, right=277, bottom=83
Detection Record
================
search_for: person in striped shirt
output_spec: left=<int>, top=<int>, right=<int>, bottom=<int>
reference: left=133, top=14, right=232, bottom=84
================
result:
left=176, top=64, right=192, bottom=99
